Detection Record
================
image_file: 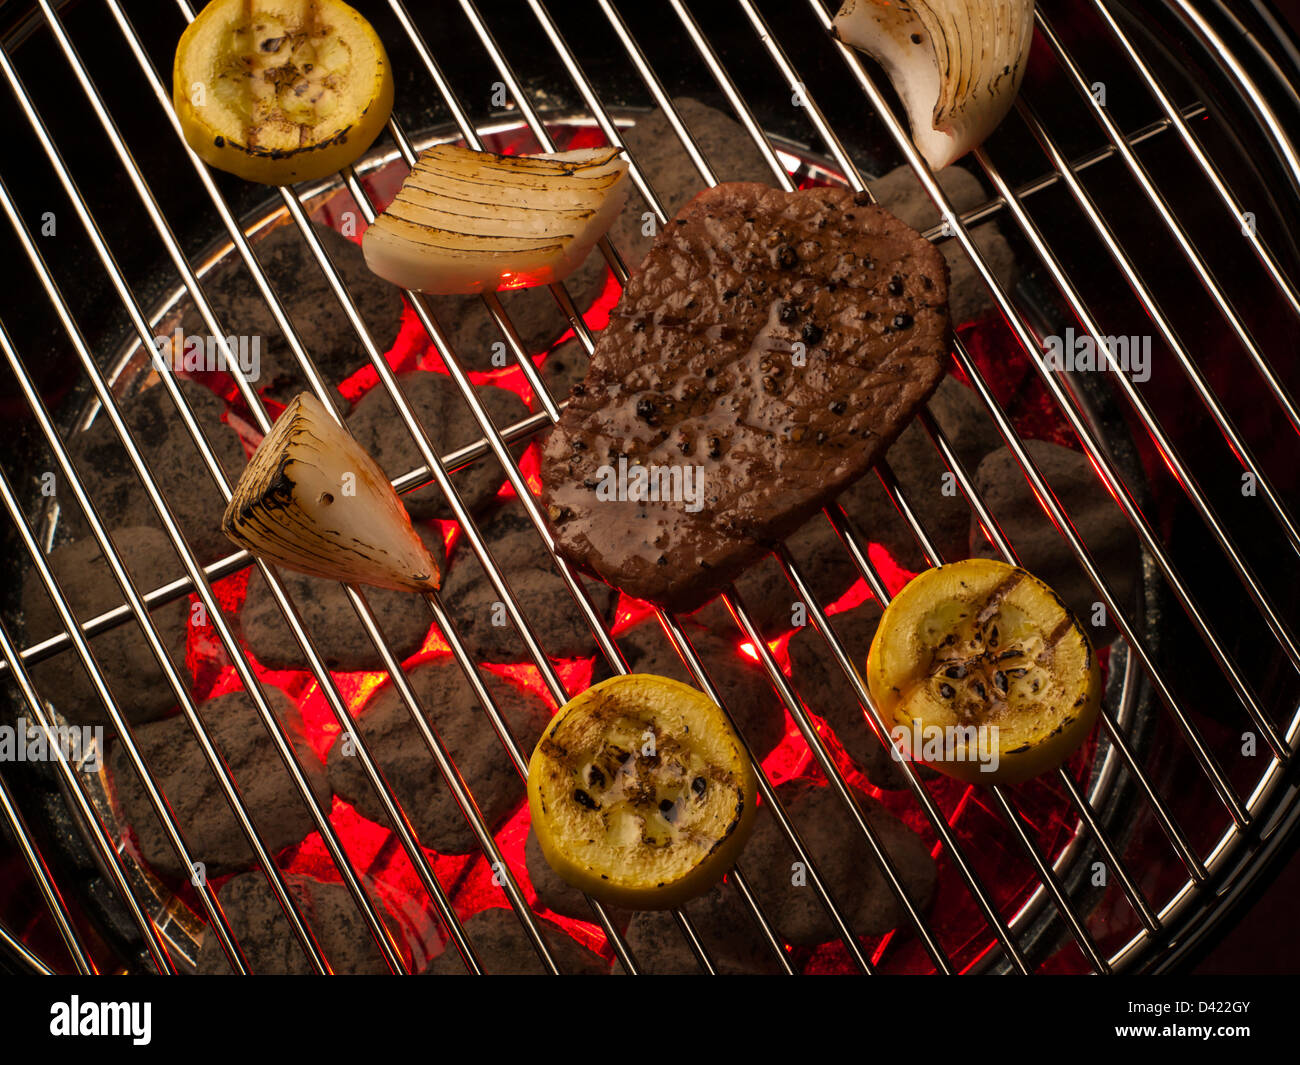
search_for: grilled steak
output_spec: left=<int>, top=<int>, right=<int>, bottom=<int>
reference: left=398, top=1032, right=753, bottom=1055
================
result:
left=540, top=182, right=950, bottom=612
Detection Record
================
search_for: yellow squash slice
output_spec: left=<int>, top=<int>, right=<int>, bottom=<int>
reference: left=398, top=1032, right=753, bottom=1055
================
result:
left=174, top=0, right=394, bottom=185
left=527, top=674, right=758, bottom=910
left=867, top=559, right=1101, bottom=784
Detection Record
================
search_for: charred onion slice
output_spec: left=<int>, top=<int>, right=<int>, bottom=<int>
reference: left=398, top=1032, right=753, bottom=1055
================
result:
left=527, top=674, right=757, bottom=909
left=362, top=144, right=629, bottom=294
left=832, top=0, right=1034, bottom=171
left=222, top=392, right=440, bottom=592
left=173, top=0, right=394, bottom=185
left=867, top=559, right=1101, bottom=784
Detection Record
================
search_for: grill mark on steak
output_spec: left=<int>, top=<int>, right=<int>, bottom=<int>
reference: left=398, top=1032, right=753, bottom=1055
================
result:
left=540, top=183, right=950, bottom=612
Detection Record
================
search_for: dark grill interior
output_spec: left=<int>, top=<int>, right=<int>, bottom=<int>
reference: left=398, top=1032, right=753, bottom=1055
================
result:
left=0, top=0, right=1297, bottom=975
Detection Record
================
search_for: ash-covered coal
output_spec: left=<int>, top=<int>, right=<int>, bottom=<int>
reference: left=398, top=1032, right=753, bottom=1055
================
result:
left=20, top=526, right=190, bottom=726
left=743, top=778, right=936, bottom=946
left=786, top=600, right=908, bottom=790
left=109, top=686, right=330, bottom=881
left=869, top=164, right=1015, bottom=326
left=594, top=618, right=787, bottom=762
left=175, top=221, right=403, bottom=401
left=838, top=375, right=1004, bottom=573
left=421, top=907, right=607, bottom=975
left=422, top=251, right=608, bottom=371
left=537, top=337, right=589, bottom=406
left=59, top=379, right=246, bottom=565
left=971, top=438, right=1139, bottom=645
left=441, top=501, right=617, bottom=662
left=609, top=98, right=775, bottom=270
left=326, top=658, right=551, bottom=854
left=239, top=524, right=444, bottom=672
left=622, top=879, right=786, bottom=975
left=524, top=826, right=615, bottom=926
left=687, top=515, right=861, bottom=640
left=196, top=871, right=392, bottom=974
left=347, top=371, right=529, bottom=521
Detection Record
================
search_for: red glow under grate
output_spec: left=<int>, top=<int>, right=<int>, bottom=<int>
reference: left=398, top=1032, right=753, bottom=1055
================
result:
left=163, top=123, right=1109, bottom=974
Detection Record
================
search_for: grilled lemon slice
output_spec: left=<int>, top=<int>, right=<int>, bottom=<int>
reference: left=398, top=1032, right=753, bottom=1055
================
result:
left=527, top=674, right=758, bottom=910
left=867, top=559, right=1101, bottom=785
left=173, top=0, right=394, bottom=185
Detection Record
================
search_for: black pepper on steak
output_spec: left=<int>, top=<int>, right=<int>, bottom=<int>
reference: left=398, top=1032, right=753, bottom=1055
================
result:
left=540, top=183, right=949, bottom=613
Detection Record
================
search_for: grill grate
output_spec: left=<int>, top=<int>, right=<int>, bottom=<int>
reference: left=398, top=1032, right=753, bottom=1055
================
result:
left=0, top=0, right=1296, bottom=974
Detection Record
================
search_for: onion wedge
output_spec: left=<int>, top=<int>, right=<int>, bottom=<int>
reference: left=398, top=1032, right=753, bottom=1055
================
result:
left=832, top=0, right=1035, bottom=170
left=362, top=144, right=629, bottom=294
left=222, top=392, right=440, bottom=592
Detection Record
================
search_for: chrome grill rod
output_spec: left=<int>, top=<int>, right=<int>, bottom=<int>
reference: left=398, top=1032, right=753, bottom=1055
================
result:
left=85, top=0, right=653, bottom=976
left=31, top=0, right=514, bottom=975
left=0, top=90, right=1209, bottom=676
left=974, top=133, right=1290, bottom=752
left=545, top=0, right=1033, bottom=970
left=160, top=0, right=664, bottom=972
left=1036, top=7, right=1300, bottom=432
left=522, top=0, right=966, bottom=970
left=385, top=0, right=897, bottom=973
left=0, top=583, right=174, bottom=972
left=804, top=0, right=1252, bottom=825
left=660, top=0, right=1120, bottom=970
left=1089, top=0, right=1300, bottom=317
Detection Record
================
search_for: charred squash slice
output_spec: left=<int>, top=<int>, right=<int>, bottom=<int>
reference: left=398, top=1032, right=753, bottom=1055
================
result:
left=867, top=558, right=1101, bottom=784
left=527, top=674, right=758, bottom=909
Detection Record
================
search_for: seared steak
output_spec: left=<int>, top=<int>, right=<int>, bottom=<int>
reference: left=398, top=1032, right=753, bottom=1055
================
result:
left=540, top=183, right=950, bottom=612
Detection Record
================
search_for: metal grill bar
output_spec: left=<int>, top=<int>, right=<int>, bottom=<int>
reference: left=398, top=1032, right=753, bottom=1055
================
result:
left=1088, top=0, right=1300, bottom=319
left=0, top=575, right=176, bottom=972
left=525, top=0, right=1019, bottom=970
left=7, top=6, right=530, bottom=972
left=106, top=0, right=642, bottom=974
left=588, top=0, right=1039, bottom=969
left=0, top=699, right=97, bottom=973
left=770, top=0, right=1266, bottom=930
left=21, top=0, right=512, bottom=975
left=1035, top=7, right=1300, bottom=432
left=806, top=0, right=1255, bottom=826
left=0, top=188, right=363, bottom=973
left=657, top=0, right=1150, bottom=964
left=470, top=0, right=956, bottom=972
left=973, top=137, right=1291, bottom=749
left=0, top=918, right=53, bottom=974
left=157, top=0, right=661, bottom=974
left=376, top=0, right=909, bottom=975
left=0, top=38, right=1207, bottom=680
left=0, top=0, right=1293, bottom=975
left=1024, top=30, right=1300, bottom=616
left=383, top=0, right=848, bottom=974
left=581, top=0, right=1217, bottom=968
